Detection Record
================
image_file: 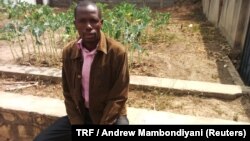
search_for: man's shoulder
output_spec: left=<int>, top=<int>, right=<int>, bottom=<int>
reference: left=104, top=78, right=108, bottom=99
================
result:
left=63, top=40, right=77, bottom=50
left=106, top=37, right=127, bottom=54
left=62, top=40, right=77, bottom=55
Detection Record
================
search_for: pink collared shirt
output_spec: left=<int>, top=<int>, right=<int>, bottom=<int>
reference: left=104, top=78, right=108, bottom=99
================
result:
left=77, top=39, right=97, bottom=108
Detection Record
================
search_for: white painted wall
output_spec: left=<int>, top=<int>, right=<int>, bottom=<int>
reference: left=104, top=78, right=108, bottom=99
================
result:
left=4, top=0, right=49, bottom=5
left=19, top=0, right=36, bottom=4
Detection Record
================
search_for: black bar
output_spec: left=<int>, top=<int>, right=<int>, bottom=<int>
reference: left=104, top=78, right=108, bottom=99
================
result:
left=72, top=125, right=250, bottom=139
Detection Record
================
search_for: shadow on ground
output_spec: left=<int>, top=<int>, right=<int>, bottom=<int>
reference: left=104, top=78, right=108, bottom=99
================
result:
left=187, top=1, right=234, bottom=84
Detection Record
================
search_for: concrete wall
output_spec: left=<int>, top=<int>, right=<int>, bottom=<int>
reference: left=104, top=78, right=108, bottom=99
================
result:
left=202, top=0, right=250, bottom=57
left=207, top=0, right=220, bottom=26
left=4, top=0, right=49, bottom=5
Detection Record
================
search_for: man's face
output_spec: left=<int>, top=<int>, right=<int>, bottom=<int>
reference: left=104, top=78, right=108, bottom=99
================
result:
left=74, top=5, right=103, bottom=44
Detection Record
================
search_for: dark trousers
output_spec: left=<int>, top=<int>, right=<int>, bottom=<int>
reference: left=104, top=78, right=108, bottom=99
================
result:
left=33, top=115, right=129, bottom=141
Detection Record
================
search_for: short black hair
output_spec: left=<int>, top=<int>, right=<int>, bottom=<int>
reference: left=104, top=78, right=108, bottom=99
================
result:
left=74, top=0, right=102, bottom=19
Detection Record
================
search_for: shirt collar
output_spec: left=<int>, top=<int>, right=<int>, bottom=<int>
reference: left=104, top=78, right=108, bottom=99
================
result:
left=77, top=39, right=98, bottom=54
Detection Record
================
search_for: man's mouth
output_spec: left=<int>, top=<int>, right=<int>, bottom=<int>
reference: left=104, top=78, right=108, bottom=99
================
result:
left=83, top=33, right=95, bottom=39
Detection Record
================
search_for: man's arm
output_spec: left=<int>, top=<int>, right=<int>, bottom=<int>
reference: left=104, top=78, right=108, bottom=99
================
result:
left=99, top=52, right=129, bottom=124
left=62, top=48, right=84, bottom=125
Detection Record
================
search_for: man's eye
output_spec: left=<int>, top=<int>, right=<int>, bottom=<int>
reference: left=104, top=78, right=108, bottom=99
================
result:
left=90, top=19, right=99, bottom=24
left=79, top=19, right=86, bottom=23
left=76, top=19, right=99, bottom=25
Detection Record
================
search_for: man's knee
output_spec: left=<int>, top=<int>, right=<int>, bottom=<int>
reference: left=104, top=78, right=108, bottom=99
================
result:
left=115, top=115, right=129, bottom=125
left=33, top=116, right=71, bottom=141
left=33, top=133, right=45, bottom=141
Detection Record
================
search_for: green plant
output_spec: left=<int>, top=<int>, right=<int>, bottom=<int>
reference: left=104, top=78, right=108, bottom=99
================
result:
left=1, top=1, right=171, bottom=67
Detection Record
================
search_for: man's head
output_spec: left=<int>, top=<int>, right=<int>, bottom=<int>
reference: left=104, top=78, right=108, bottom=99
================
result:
left=74, top=1, right=103, bottom=46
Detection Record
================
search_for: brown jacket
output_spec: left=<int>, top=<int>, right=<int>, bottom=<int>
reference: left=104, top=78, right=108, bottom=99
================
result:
left=62, top=31, right=129, bottom=125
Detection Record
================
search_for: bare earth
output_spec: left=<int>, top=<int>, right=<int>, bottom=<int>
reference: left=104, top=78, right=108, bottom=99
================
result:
left=0, top=1, right=250, bottom=123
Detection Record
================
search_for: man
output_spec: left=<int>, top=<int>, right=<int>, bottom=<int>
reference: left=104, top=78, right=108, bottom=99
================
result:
left=34, top=1, right=129, bottom=140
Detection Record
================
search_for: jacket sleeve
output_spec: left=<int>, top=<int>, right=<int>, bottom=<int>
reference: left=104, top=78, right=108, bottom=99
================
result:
left=62, top=48, right=84, bottom=125
left=99, top=52, right=129, bottom=124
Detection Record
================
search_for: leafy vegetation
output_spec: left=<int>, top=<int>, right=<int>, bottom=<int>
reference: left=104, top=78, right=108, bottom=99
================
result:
left=0, top=0, right=170, bottom=67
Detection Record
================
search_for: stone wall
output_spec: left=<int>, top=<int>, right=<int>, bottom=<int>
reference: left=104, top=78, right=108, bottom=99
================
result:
left=0, top=92, right=66, bottom=141
left=0, top=108, right=58, bottom=141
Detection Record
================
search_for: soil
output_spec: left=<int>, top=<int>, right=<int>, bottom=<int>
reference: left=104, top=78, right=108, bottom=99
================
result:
left=1, top=1, right=250, bottom=123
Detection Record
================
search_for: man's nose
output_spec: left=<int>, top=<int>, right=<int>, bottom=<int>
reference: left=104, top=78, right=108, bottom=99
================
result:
left=85, top=22, right=92, bottom=29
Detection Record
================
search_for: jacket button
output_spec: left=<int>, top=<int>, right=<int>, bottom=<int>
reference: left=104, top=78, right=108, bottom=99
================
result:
left=77, top=75, right=81, bottom=78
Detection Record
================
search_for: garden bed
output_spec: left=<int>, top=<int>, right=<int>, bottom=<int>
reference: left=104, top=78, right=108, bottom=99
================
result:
left=0, top=1, right=237, bottom=84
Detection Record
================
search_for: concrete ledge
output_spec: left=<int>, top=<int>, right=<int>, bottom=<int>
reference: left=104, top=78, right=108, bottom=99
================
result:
left=128, top=107, right=249, bottom=125
left=0, top=92, right=66, bottom=117
left=0, top=64, right=61, bottom=82
left=1, top=91, right=249, bottom=140
left=0, top=64, right=249, bottom=99
left=130, top=76, right=250, bottom=100
left=2, top=91, right=248, bottom=125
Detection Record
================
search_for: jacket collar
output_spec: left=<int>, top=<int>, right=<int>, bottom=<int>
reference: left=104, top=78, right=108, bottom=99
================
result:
left=70, top=31, right=107, bottom=59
